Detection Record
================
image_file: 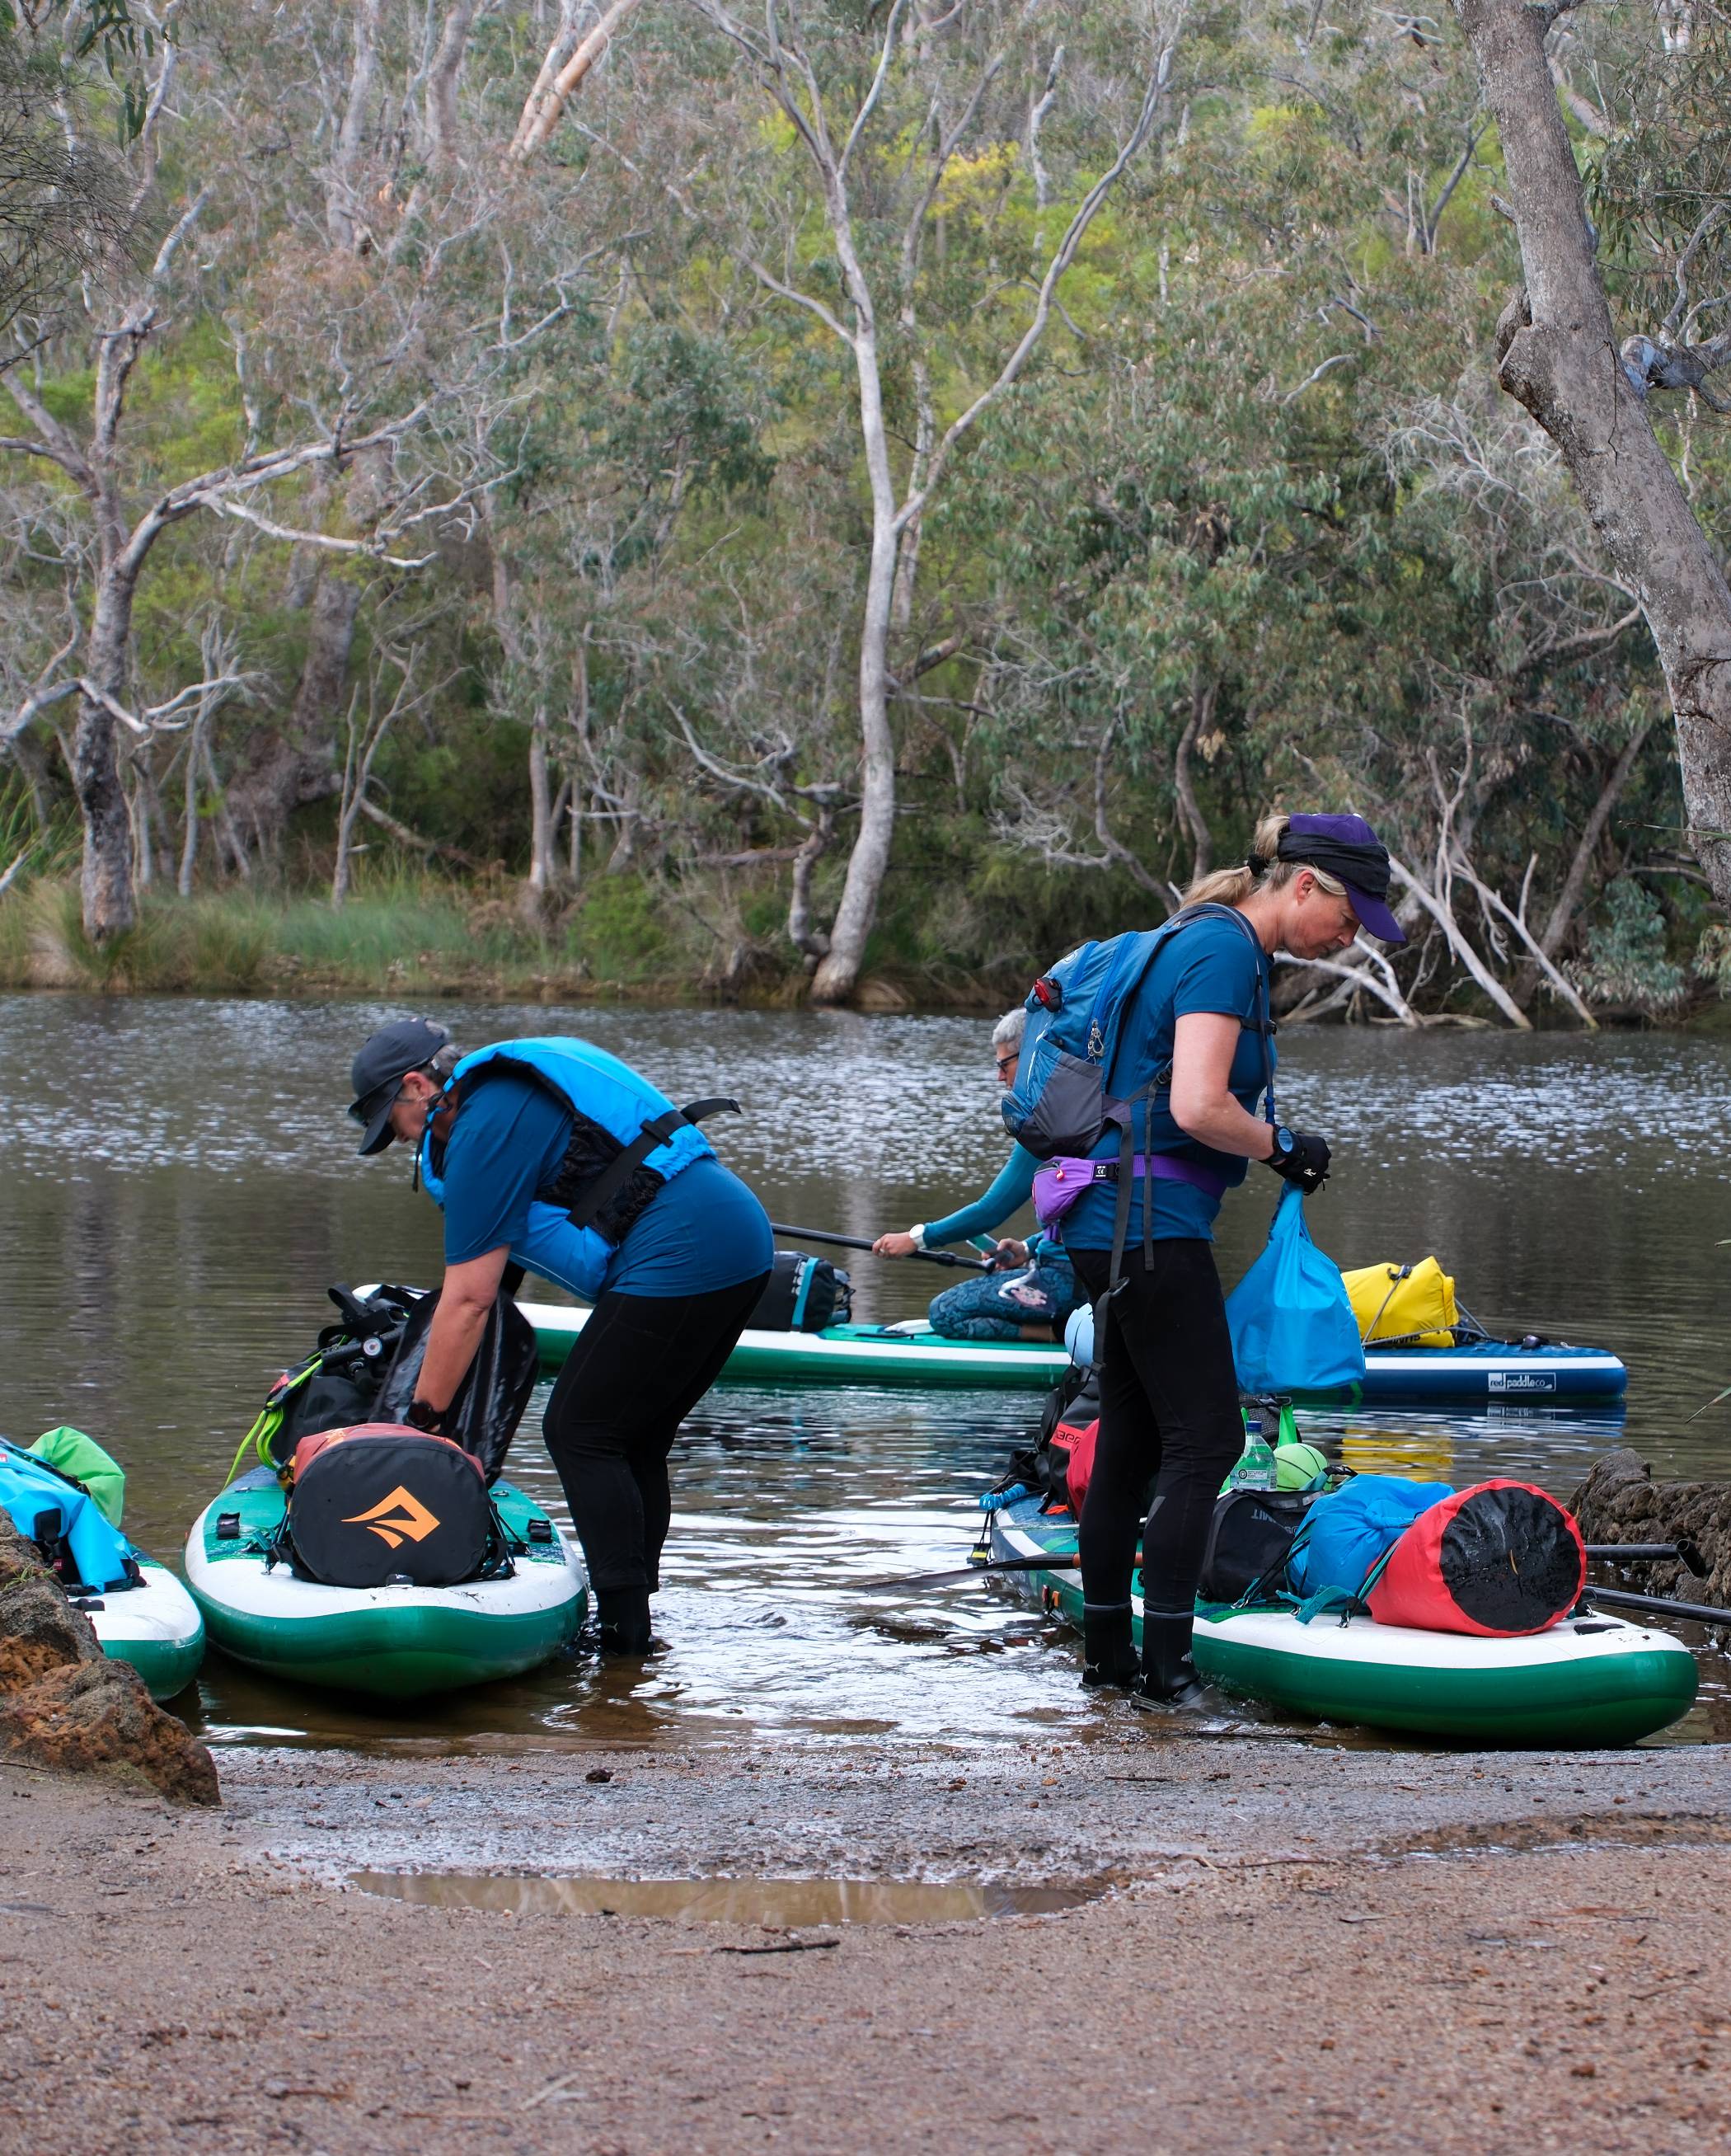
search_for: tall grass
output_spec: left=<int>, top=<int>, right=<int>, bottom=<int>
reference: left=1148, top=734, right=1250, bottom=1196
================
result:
left=0, top=863, right=594, bottom=998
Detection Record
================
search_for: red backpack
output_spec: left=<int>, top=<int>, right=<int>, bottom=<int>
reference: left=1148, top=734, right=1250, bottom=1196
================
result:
left=1366, top=1479, right=1584, bottom=1637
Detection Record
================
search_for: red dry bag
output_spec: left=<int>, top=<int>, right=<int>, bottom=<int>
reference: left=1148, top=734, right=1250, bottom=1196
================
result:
left=1365, top=1478, right=1584, bottom=1637
left=1050, top=1414, right=1100, bottom=1519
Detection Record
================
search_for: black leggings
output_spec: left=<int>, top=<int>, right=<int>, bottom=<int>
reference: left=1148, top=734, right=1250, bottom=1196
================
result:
left=541, top=1273, right=768, bottom=1595
left=1070, top=1242, right=1243, bottom=1669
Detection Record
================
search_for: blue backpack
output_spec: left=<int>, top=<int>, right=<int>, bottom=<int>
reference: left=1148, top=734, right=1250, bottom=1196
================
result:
left=1002, top=904, right=1271, bottom=1157
left=1002, top=904, right=1274, bottom=1282
left=0, top=1439, right=138, bottom=1595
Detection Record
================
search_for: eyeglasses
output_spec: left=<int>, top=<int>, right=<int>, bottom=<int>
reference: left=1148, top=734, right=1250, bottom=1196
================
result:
left=994, top=1054, right=1017, bottom=1075
left=348, top=1059, right=439, bottom=1125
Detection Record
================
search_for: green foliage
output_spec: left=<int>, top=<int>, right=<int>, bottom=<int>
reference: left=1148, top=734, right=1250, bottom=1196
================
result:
left=1569, top=878, right=1689, bottom=1013
left=1695, top=921, right=1731, bottom=998
left=569, top=879, right=671, bottom=979
left=0, top=0, right=1722, bottom=1017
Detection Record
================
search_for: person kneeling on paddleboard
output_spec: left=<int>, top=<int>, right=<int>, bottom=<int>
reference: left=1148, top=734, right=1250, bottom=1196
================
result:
left=871, top=1008, right=1081, bottom=1341
left=346, top=1018, right=772, bottom=1655
left=1051, top=812, right=1406, bottom=1705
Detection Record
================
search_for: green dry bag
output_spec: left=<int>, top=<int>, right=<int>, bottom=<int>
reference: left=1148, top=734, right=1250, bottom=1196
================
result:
left=30, top=1426, right=126, bottom=1528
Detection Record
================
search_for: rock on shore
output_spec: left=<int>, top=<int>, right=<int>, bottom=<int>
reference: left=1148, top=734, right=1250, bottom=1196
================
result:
left=1572, top=1445, right=1731, bottom=1605
left=0, top=1515, right=218, bottom=1805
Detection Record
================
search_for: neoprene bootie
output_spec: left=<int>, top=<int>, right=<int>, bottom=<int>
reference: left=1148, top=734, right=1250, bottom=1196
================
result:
left=1132, top=1656, right=1216, bottom=1711
left=1081, top=1600, right=1139, bottom=1689
left=596, top=1585, right=654, bottom=1656
left=1138, top=1608, right=1197, bottom=1698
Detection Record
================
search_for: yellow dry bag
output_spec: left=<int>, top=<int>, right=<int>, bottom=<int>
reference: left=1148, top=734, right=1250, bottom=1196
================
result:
left=1340, top=1257, right=1457, bottom=1349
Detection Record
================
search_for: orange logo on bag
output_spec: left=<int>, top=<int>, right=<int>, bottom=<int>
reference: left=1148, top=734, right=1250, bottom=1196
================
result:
left=343, top=1486, right=440, bottom=1548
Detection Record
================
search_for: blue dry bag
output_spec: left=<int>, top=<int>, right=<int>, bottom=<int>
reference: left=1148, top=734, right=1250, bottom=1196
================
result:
left=1225, top=1185, right=1367, bottom=1396
left=1286, top=1474, right=1452, bottom=1604
left=0, top=1438, right=138, bottom=1593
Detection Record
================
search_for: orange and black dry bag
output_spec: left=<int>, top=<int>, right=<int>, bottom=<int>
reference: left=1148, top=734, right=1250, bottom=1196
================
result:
left=283, top=1424, right=493, bottom=1590
left=1365, top=1478, right=1584, bottom=1637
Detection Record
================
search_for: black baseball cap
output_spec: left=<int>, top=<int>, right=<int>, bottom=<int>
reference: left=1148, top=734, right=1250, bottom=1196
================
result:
left=348, top=1017, right=453, bottom=1156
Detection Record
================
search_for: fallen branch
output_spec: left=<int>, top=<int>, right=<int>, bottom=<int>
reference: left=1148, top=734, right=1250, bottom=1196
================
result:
left=355, top=792, right=484, bottom=870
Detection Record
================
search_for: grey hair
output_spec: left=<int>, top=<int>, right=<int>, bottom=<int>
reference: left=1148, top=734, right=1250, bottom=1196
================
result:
left=428, top=1041, right=462, bottom=1084
left=992, top=1006, right=1027, bottom=1054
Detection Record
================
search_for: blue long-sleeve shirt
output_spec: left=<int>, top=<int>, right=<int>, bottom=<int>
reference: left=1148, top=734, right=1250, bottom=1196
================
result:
left=922, top=1143, right=1039, bottom=1248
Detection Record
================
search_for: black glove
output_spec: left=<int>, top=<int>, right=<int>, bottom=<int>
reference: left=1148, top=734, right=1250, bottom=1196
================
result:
left=404, top=1397, right=453, bottom=1437
left=1264, top=1127, right=1330, bottom=1195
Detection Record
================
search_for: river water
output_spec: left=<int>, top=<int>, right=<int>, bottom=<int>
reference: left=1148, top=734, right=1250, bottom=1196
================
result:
left=2, top=995, right=1729, bottom=1750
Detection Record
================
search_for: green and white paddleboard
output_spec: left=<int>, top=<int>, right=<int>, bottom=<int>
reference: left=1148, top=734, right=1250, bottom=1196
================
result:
left=989, top=1498, right=1698, bottom=1748
left=86, top=1557, right=205, bottom=1701
left=185, top=1468, right=586, bottom=1700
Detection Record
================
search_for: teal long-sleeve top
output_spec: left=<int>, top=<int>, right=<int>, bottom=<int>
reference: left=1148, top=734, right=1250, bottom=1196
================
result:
left=922, top=1143, right=1040, bottom=1247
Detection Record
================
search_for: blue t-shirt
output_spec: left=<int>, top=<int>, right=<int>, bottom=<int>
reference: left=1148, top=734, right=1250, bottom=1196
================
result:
left=1062, top=912, right=1274, bottom=1248
left=438, top=1071, right=772, bottom=1297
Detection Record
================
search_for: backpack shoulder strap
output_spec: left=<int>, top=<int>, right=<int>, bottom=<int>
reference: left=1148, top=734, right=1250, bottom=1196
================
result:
left=1097, top=904, right=1237, bottom=1091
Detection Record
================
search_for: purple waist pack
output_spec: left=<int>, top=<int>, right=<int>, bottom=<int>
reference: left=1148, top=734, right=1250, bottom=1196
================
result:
left=1032, top=1153, right=1228, bottom=1228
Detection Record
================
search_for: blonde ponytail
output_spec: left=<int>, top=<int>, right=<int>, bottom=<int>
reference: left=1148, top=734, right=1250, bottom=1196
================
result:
left=1183, top=812, right=1348, bottom=909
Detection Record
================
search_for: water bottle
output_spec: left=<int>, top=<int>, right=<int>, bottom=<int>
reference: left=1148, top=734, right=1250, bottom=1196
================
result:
left=1229, top=1414, right=1277, bottom=1491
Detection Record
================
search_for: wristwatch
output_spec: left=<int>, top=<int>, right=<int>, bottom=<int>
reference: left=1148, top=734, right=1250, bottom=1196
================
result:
left=909, top=1224, right=928, bottom=1250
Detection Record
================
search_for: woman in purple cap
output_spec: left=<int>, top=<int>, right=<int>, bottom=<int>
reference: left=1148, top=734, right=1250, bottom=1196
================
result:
left=1064, top=810, right=1406, bottom=1705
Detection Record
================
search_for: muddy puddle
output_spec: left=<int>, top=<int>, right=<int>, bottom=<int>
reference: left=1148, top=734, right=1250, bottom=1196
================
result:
left=349, top=1868, right=1100, bottom=1925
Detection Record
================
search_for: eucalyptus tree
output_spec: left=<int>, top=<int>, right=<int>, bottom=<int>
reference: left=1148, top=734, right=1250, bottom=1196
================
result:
left=1452, top=0, right=1731, bottom=915
left=659, top=0, right=1185, bottom=1001
left=0, top=0, right=509, bottom=936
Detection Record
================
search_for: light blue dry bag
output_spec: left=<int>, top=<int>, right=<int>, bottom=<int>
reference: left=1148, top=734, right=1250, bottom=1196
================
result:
left=1225, top=1185, right=1366, bottom=1396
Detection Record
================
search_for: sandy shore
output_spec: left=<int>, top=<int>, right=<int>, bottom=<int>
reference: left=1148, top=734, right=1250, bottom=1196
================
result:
left=7, top=1723, right=1731, bottom=2155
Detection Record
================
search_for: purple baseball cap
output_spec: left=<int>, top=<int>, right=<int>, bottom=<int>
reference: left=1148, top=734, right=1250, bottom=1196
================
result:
left=1277, top=813, right=1406, bottom=945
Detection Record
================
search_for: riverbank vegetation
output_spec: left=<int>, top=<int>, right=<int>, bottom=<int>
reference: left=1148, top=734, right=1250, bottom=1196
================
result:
left=2, top=0, right=1731, bottom=1024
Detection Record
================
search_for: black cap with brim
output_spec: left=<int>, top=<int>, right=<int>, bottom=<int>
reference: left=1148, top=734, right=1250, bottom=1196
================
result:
left=348, top=1017, right=453, bottom=1156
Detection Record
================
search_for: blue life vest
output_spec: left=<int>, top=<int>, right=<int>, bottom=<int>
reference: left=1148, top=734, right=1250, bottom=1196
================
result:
left=0, top=1439, right=138, bottom=1593
left=418, top=1037, right=733, bottom=1301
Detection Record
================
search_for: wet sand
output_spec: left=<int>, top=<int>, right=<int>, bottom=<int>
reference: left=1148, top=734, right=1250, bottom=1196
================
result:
left=10, top=1729, right=1731, bottom=2155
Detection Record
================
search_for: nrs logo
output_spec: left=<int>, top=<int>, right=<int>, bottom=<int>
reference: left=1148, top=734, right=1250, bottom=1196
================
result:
left=344, top=1486, right=441, bottom=1548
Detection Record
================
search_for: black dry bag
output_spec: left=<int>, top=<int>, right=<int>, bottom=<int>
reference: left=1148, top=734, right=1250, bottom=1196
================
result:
left=748, top=1251, right=851, bottom=1333
left=283, top=1426, right=493, bottom=1590
left=375, top=1289, right=541, bottom=1484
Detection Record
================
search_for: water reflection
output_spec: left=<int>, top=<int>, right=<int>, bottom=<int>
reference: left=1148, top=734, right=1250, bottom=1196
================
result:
left=2, top=995, right=1729, bottom=1751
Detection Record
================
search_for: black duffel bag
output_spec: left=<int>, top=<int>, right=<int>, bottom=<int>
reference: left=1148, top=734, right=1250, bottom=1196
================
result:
left=281, top=1426, right=496, bottom=1589
left=1197, top=1487, right=1314, bottom=1607
left=749, top=1251, right=851, bottom=1332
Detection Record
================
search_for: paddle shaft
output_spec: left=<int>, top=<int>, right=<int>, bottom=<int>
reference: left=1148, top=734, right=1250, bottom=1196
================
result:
left=1585, top=1540, right=1707, bottom=1573
left=770, top=1224, right=992, bottom=1271
left=1585, top=1583, right=1731, bottom=1628
left=860, top=1552, right=1081, bottom=1590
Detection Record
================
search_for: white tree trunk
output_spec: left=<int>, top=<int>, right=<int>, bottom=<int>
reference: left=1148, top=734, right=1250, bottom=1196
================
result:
left=528, top=703, right=555, bottom=904
left=810, top=317, right=898, bottom=1003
